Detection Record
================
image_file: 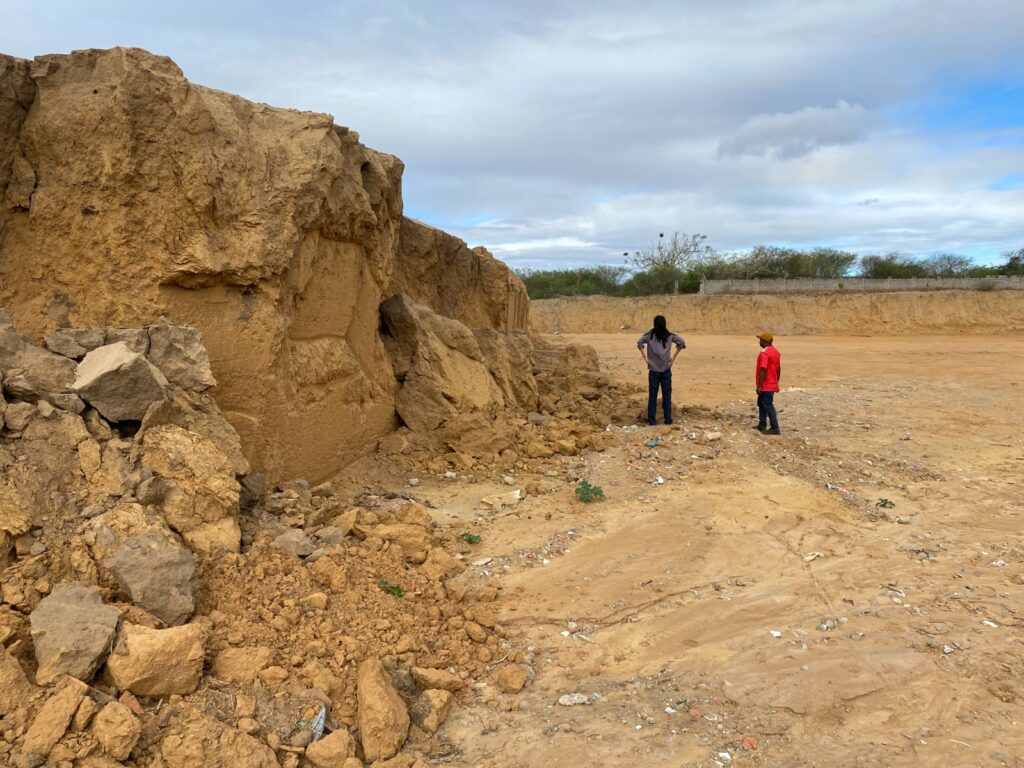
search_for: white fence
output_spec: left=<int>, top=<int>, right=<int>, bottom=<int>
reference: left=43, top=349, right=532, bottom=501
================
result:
left=699, top=276, right=1024, bottom=294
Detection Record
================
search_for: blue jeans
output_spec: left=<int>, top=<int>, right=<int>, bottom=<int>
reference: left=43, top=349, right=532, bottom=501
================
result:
left=648, top=369, right=673, bottom=425
left=757, top=391, right=779, bottom=430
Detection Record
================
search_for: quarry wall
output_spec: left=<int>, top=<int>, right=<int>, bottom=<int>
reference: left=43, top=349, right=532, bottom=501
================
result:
left=0, top=47, right=529, bottom=482
left=530, top=291, right=1024, bottom=336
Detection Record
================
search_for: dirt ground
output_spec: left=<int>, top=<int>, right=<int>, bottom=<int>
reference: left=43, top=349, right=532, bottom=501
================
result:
left=351, top=333, right=1024, bottom=768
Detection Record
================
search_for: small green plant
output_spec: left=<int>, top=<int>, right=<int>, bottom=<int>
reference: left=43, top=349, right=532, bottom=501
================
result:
left=377, top=578, right=404, bottom=597
left=575, top=481, right=605, bottom=503
left=460, top=532, right=482, bottom=544
left=875, top=498, right=895, bottom=509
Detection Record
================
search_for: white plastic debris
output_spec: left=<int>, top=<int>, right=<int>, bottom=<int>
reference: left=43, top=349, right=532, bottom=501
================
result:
left=982, top=620, right=999, bottom=628
left=770, top=629, right=783, bottom=638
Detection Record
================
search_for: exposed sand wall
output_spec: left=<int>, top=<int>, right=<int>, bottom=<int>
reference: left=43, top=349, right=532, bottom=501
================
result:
left=0, top=48, right=528, bottom=483
left=531, top=291, right=1024, bottom=336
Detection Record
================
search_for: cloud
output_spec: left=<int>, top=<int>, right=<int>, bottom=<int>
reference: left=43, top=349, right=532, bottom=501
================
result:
left=3, top=0, right=1024, bottom=266
left=717, top=101, right=883, bottom=159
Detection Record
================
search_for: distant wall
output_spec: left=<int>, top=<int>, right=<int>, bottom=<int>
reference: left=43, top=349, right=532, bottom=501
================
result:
left=701, top=276, right=1024, bottom=294
left=531, top=291, right=1024, bottom=336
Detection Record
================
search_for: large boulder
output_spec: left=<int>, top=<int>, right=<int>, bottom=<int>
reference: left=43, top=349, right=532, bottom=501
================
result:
left=73, top=342, right=169, bottom=422
left=141, top=424, right=240, bottom=556
left=105, top=622, right=205, bottom=697
left=147, top=319, right=217, bottom=391
left=104, top=532, right=197, bottom=625
left=357, top=657, right=410, bottom=762
left=380, top=294, right=510, bottom=453
left=0, top=321, right=77, bottom=402
left=30, top=585, right=120, bottom=685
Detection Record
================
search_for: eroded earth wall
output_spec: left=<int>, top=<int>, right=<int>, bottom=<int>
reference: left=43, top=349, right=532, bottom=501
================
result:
left=530, top=291, right=1024, bottom=336
left=0, top=47, right=529, bottom=482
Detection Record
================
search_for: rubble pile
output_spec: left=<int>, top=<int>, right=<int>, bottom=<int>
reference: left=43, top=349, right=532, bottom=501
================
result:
left=0, top=317, right=525, bottom=767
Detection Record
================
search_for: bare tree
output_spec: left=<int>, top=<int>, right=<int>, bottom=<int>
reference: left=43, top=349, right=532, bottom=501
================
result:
left=627, top=232, right=715, bottom=294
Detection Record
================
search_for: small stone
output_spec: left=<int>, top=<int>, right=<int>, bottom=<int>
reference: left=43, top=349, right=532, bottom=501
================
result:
left=213, top=647, right=274, bottom=684
left=464, top=621, right=487, bottom=643
left=18, top=680, right=86, bottom=766
left=304, top=592, right=328, bottom=610
left=272, top=529, right=317, bottom=558
left=4, top=401, right=35, bottom=431
left=258, top=666, right=289, bottom=685
left=91, top=701, right=141, bottom=761
left=494, top=665, right=529, bottom=694
left=71, top=696, right=99, bottom=732
left=304, top=728, right=356, bottom=767
left=237, top=718, right=260, bottom=734
left=410, top=667, right=463, bottom=692
left=409, top=689, right=453, bottom=733
left=0, top=649, right=35, bottom=715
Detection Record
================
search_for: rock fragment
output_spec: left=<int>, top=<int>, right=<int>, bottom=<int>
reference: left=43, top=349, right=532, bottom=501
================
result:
left=73, top=342, right=169, bottom=422
left=272, top=528, right=316, bottom=557
left=304, top=729, right=356, bottom=767
left=494, top=664, right=529, bottom=694
left=411, top=666, right=464, bottom=692
left=91, top=701, right=141, bottom=761
left=44, top=328, right=105, bottom=360
left=30, top=585, right=120, bottom=685
left=15, top=679, right=86, bottom=768
left=410, top=688, right=453, bottom=733
left=357, top=657, right=410, bottom=762
left=213, top=646, right=274, bottom=683
left=0, top=648, right=36, bottom=715
left=104, top=532, right=197, bottom=625
left=141, top=424, right=240, bottom=556
left=105, top=622, right=205, bottom=697
left=147, top=320, right=217, bottom=390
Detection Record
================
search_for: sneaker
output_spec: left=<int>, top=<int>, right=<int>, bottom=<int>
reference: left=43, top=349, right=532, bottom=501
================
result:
left=765, top=427, right=781, bottom=435
left=753, top=424, right=766, bottom=432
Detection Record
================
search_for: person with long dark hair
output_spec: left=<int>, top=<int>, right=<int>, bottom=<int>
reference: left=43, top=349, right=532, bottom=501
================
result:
left=637, top=315, right=686, bottom=425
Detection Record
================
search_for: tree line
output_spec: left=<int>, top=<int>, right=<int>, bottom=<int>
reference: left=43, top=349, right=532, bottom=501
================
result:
left=517, top=234, right=1024, bottom=299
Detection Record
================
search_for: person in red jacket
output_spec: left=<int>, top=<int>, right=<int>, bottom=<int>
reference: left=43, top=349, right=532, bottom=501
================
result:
left=755, top=331, right=781, bottom=435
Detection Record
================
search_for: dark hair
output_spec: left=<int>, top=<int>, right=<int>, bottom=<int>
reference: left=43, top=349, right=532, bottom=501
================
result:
left=650, top=315, right=669, bottom=344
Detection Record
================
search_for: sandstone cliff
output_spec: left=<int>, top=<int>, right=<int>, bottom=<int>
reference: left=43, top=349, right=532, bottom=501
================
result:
left=0, top=47, right=531, bottom=482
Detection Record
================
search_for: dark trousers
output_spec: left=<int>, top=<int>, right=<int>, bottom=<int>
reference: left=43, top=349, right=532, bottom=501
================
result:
left=757, top=391, right=779, bottom=430
left=647, top=369, right=673, bottom=425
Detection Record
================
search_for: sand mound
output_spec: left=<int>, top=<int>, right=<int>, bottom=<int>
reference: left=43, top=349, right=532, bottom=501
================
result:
left=531, top=291, right=1024, bottom=336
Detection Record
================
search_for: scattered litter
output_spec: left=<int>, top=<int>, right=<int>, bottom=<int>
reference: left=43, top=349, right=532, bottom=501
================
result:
left=407, top=478, right=420, bottom=487
left=817, top=617, right=847, bottom=631
left=646, top=439, right=660, bottom=448
left=310, top=704, right=326, bottom=742
left=557, top=693, right=590, bottom=706
left=982, top=620, right=999, bottom=628
left=481, top=490, right=522, bottom=509
left=769, top=629, right=783, bottom=638
left=990, top=559, right=1006, bottom=567
left=472, top=557, right=493, bottom=566
left=443, top=470, right=457, bottom=479
left=803, top=551, right=825, bottom=562
left=655, top=476, right=665, bottom=485
left=718, top=752, right=733, bottom=763
left=942, top=645, right=956, bottom=654
left=664, top=706, right=676, bottom=714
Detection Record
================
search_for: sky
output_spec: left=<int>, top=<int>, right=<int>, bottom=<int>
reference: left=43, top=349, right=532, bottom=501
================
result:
left=3, top=0, right=1024, bottom=269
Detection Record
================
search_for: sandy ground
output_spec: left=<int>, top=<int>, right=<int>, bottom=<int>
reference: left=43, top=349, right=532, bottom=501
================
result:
left=362, top=334, right=1024, bottom=768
